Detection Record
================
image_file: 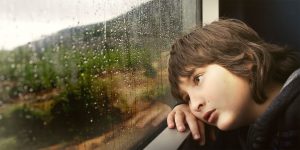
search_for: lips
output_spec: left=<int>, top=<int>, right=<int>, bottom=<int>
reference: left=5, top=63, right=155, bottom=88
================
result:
left=203, top=109, right=216, bottom=123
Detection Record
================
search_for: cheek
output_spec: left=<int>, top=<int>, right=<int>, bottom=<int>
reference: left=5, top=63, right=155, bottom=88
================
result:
left=217, top=101, right=250, bottom=130
left=202, top=80, right=230, bottom=104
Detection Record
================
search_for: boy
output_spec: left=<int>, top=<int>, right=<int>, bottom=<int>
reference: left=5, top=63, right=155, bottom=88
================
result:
left=167, top=19, right=300, bottom=149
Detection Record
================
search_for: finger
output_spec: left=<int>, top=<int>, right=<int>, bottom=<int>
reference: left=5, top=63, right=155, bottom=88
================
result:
left=198, top=120, right=206, bottom=146
left=167, top=111, right=176, bottom=128
left=185, top=115, right=201, bottom=140
left=174, top=111, right=186, bottom=132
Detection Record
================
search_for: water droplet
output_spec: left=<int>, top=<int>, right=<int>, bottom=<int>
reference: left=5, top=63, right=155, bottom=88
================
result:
left=11, top=64, right=15, bottom=68
left=27, top=42, right=32, bottom=48
left=25, top=115, right=31, bottom=119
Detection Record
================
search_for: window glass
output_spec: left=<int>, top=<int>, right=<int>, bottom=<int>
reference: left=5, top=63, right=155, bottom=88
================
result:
left=0, top=0, right=184, bottom=149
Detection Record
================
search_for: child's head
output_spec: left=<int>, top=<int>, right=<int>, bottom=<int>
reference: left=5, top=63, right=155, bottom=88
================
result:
left=168, top=19, right=300, bottom=130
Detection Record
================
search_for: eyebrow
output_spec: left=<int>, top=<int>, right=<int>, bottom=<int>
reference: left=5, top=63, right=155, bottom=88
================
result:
left=178, top=68, right=196, bottom=84
left=187, top=68, right=205, bottom=82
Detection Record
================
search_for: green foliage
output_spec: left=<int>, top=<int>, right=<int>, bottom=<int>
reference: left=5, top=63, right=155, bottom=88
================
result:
left=0, top=42, right=158, bottom=148
left=0, top=74, right=124, bottom=149
left=143, top=63, right=157, bottom=78
left=0, top=45, right=157, bottom=100
left=0, top=105, right=49, bottom=148
left=0, top=137, right=17, bottom=150
left=49, top=75, right=123, bottom=138
left=141, top=84, right=168, bottom=101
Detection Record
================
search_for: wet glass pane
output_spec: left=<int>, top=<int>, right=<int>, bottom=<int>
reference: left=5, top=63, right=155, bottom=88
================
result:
left=0, top=0, right=184, bottom=149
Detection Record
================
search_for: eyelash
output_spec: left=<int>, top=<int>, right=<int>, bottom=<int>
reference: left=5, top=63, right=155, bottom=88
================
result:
left=193, top=74, right=204, bottom=85
left=182, top=73, right=204, bottom=102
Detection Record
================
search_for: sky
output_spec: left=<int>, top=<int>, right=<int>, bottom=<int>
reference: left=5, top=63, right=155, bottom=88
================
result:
left=0, top=0, right=151, bottom=50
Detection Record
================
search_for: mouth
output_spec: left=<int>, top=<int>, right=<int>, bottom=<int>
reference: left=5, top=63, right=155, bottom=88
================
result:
left=203, top=109, right=217, bottom=123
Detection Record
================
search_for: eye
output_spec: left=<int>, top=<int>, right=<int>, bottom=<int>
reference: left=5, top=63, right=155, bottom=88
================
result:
left=193, top=74, right=204, bottom=85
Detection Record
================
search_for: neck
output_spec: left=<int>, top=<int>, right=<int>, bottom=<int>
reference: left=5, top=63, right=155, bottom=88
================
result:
left=251, top=81, right=283, bottom=122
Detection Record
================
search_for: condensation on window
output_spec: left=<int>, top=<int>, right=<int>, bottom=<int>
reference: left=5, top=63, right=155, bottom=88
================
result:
left=0, top=0, right=183, bottom=149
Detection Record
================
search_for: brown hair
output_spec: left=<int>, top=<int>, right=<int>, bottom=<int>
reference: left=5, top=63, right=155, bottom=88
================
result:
left=168, top=19, right=300, bottom=104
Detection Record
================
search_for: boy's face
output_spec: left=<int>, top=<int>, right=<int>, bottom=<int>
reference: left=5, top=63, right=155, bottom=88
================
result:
left=178, top=64, right=254, bottom=130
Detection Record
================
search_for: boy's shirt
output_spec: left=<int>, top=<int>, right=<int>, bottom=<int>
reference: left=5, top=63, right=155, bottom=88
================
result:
left=246, top=68, right=300, bottom=150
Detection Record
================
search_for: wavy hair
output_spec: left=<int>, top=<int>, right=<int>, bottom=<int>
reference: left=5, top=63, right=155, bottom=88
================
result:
left=168, top=19, right=300, bottom=103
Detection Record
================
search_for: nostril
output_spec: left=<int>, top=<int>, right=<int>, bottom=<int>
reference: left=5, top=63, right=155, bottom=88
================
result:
left=197, top=104, right=203, bottom=111
left=191, top=103, right=204, bottom=112
left=197, top=104, right=203, bottom=110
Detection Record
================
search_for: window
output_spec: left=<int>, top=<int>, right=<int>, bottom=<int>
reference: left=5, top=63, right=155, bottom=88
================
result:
left=0, top=0, right=194, bottom=149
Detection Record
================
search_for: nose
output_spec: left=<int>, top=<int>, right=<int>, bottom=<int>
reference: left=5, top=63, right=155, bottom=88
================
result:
left=187, top=90, right=205, bottom=112
left=190, top=100, right=205, bottom=112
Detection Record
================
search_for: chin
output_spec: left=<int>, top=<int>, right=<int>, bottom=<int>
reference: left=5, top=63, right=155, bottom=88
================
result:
left=216, top=118, right=236, bottom=131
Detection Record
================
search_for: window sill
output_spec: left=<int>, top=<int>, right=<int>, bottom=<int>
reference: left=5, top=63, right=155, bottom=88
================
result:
left=144, top=127, right=190, bottom=150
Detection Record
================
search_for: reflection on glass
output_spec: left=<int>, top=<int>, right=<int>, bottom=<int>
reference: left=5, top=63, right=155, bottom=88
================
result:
left=0, top=0, right=183, bottom=149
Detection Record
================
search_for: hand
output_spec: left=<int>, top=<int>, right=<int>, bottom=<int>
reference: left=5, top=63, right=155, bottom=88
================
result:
left=167, top=104, right=206, bottom=145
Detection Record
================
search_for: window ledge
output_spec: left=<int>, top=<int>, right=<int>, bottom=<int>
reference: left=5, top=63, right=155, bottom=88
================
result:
left=144, top=127, right=190, bottom=150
